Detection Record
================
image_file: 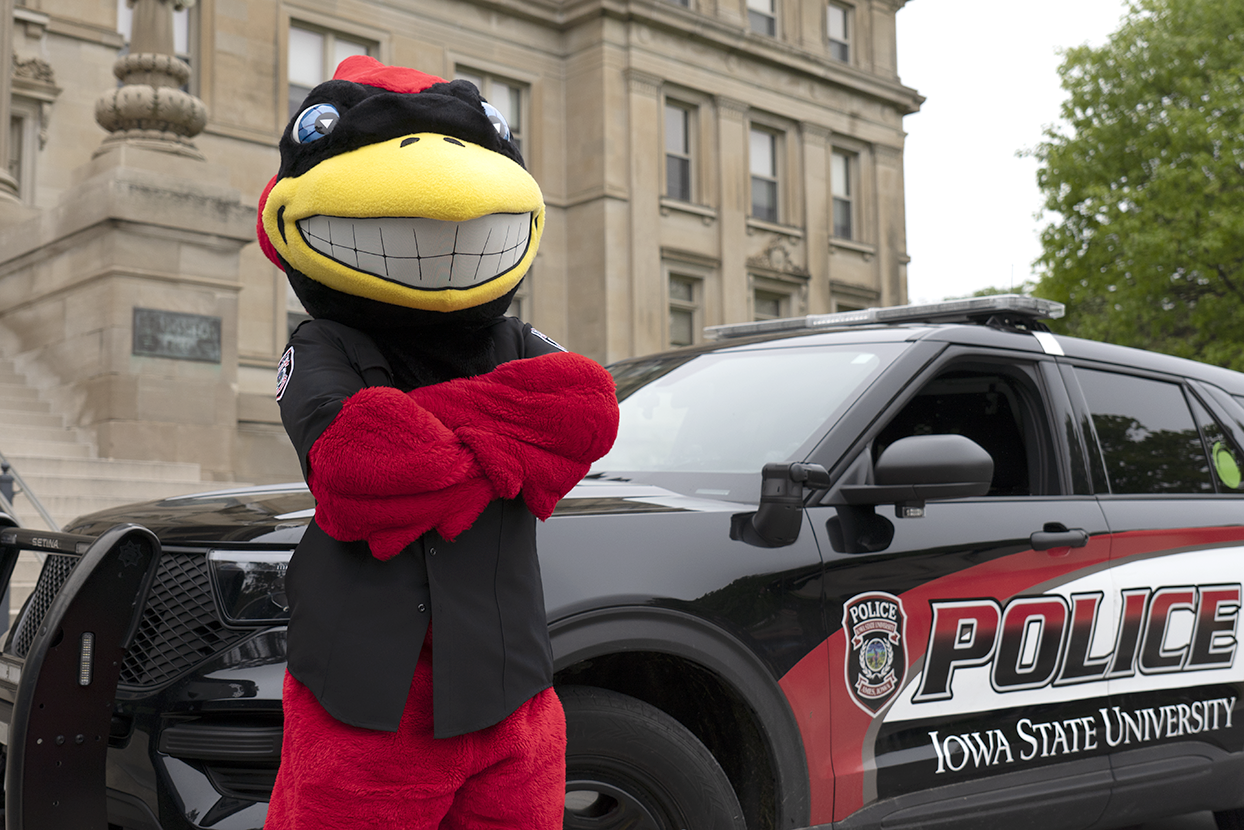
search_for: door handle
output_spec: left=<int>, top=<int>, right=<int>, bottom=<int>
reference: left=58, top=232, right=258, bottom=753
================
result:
left=1030, top=522, right=1089, bottom=551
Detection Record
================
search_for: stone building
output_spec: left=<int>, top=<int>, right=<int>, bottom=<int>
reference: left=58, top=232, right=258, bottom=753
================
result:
left=0, top=0, right=922, bottom=503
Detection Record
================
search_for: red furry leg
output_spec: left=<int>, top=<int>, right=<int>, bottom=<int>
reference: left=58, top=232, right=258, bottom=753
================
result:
left=439, top=688, right=567, bottom=830
left=265, top=635, right=470, bottom=830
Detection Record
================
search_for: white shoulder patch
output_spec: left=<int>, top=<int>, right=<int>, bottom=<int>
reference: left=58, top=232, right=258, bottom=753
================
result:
left=276, top=346, right=294, bottom=401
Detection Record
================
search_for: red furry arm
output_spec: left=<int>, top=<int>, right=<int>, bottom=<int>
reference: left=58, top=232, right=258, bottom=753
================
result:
left=307, top=386, right=496, bottom=559
left=411, top=352, right=620, bottom=518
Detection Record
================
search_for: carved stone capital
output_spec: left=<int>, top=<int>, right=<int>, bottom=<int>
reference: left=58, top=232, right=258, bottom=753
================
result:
left=875, top=143, right=903, bottom=164
left=801, top=122, right=831, bottom=145
left=715, top=96, right=748, bottom=121
left=624, top=68, right=663, bottom=98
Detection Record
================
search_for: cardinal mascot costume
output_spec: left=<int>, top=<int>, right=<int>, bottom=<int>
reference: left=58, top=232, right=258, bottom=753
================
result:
left=256, top=56, right=619, bottom=829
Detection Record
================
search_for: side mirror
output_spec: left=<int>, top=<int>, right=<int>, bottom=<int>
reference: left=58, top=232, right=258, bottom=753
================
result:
left=731, top=462, right=830, bottom=548
left=836, top=434, right=994, bottom=514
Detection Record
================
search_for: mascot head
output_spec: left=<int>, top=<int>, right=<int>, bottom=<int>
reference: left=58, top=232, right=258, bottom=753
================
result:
left=257, top=56, right=544, bottom=324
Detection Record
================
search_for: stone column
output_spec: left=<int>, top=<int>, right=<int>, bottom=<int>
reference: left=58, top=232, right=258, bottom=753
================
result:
left=0, top=0, right=22, bottom=203
left=626, top=68, right=665, bottom=356
left=875, top=143, right=907, bottom=306
left=94, top=0, right=206, bottom=160
left=716, top=95, right=749, bottom=323
left=801, top=122, right=831, bottom=314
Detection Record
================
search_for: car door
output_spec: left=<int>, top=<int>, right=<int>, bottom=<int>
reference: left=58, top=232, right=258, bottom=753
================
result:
left=1060, top=364, right=1244, bottom=825
left=805, top=346, right=1116, bottom=830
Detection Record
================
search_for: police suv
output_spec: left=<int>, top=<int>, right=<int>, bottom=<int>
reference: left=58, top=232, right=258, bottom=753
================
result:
left=0, top=294, right=1243, bottom=830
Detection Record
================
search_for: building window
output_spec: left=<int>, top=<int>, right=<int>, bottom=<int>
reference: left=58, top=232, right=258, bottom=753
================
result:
left=747, top=0, right=776, bottom=36
left=669, top=275, right=700, bottom=347
left=665, top=104, right=694, bottom=202
left=7, top=117, right=23, bottom=196
left=750, top=127, right=780, bottom=223
left=456, top=70, right=525, bottom=155
left=8, top=102, right=41, bottom=203
left=288, top=24, right=372, bottom=119
left=754, top=289, right=787, bottom=321
left=832, top=150, right=854, bottom=239
left=827, top=4, right=850, bottom=62
left=668, top=0, right=691, bottom=6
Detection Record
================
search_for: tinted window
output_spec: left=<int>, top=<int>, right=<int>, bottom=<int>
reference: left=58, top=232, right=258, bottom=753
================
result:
left=1077, top=369, right=1212, bottom=494
left=595, top=343, right=903, bottom=475
left=876, top=369, right=1042, bottom=496
left=1188, top=393, right=1244, bottom=493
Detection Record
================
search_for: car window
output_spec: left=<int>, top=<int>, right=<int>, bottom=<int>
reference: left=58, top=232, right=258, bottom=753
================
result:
left=1188, top=393, right=1244, bottom=493
left=1076, top=368, right=1212, bottom=494
left=594, top=343, right=904, bottom=475
left=874, top=368, right=1045, bottom=496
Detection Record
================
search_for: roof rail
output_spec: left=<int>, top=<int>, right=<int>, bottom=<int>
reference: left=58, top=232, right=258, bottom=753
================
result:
left=703, top=294, right=1065, bottom=341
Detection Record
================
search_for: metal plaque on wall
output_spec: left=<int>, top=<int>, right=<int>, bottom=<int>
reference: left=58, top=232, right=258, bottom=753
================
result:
left=132, top=308, right=222, bottom=363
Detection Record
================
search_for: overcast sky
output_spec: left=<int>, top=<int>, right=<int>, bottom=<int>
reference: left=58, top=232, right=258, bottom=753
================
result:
left=895, top=0, right=1132, bottom=303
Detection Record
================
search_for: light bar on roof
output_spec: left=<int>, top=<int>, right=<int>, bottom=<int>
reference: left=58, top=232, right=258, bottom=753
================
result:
left=704, top=294, right=1065, bottom=340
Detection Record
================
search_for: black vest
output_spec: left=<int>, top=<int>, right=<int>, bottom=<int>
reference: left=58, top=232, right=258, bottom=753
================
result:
left=277, top=317, right=560, bottom=737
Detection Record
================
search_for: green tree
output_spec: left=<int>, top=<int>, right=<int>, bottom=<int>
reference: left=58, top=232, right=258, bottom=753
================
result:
left=1033, top=0, right=1244, bottom=371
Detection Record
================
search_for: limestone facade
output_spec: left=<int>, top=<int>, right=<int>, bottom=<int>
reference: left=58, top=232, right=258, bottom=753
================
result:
left=0, top=0, right=922, bottom=485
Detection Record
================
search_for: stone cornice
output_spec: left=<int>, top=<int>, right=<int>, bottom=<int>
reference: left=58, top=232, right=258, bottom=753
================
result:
left=457, top=0, right=924, bottom=114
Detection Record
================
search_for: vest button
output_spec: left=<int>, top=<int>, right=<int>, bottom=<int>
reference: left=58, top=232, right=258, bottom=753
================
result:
left=429, top=547, right=437, bottom=555
left=418, top=604, right=427, bottom=613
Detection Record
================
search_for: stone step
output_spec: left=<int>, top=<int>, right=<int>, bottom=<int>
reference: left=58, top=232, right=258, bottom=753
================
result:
left=19, top=474, right=208, bottom=502
left=14, top=490, right=208, bottom=526
left=0, top=439, right=92, bottom=458
left=4, top=455, right=202, bottom=481
left=0, top=409, right=64, bottom=428
left=0, top=396, right=56, bottom=414
left=0, top=381, right=48, bottom=403
left=1, top=423, right=88, bottom=444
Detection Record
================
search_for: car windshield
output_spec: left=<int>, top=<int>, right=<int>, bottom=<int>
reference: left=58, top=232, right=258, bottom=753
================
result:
left=591, top=342, right=903, bottom=487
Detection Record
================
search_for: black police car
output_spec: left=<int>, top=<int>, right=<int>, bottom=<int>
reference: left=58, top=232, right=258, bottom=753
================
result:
left=2, top=294, right=1244, bottom=830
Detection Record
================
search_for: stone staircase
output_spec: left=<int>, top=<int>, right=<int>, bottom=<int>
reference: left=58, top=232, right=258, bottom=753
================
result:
left=0, top=356, right=217, bottom=629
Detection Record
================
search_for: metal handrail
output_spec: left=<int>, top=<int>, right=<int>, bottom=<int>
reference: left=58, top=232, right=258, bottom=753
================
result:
left=0, top=451, right=58, bottom=531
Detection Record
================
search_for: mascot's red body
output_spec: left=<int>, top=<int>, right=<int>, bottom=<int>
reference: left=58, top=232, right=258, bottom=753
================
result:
left=256, top=56, right=619, bottom=829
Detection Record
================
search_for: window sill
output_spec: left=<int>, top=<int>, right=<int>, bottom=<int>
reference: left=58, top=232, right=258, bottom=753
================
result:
left=747, top=217, right=804, bottom=240
left=830, top=237, right=876, bottom=260
left=661, top=198, right=718, bottom=224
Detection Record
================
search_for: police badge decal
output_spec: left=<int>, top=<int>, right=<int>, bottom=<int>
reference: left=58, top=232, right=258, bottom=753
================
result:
left=843, top=592, right=907, bottom=715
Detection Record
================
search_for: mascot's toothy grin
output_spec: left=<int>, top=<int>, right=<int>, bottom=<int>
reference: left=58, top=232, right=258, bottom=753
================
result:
left=297, top=213, right=532, bottom=290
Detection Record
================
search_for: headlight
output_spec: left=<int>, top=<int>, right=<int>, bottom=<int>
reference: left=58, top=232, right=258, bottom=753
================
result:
left=208, top=550, right=292, bottom=626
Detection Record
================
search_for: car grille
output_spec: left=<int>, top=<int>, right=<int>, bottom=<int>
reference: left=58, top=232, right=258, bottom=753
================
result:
left=10, top=553, right=79, bottom=658
left=119, top=549, right=253, bottom=688
left=8, top=547, right=253, bottom=688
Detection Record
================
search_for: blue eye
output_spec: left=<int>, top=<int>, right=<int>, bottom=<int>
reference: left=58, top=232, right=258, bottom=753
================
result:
left=481, top=101, right=511, bottom=141
left=293, top=103, right=341, bottom=144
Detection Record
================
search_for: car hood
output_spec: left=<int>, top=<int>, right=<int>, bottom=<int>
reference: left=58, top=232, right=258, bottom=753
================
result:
left=62, top=479, right=740, bottom=546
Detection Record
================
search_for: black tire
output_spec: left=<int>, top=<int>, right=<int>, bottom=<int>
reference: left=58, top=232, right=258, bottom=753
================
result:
left=560, top=685, right=746, bottom=830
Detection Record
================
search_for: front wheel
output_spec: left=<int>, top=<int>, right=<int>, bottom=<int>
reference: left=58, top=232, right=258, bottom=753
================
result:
left=560, top=685, right=746, bottom=830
